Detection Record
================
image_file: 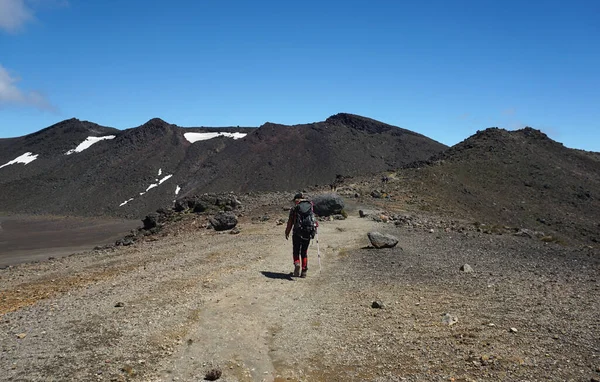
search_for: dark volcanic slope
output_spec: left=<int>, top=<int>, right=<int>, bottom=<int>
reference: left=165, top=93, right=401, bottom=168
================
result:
left=399, top=127, right=600, bottom=245
left=1, top=114, right=444, bottom=219
left=0, top=119, right=248, bottom=218
left=181, top=113, right=447, bottom=194
left=0, top=118, right=119, bottom=163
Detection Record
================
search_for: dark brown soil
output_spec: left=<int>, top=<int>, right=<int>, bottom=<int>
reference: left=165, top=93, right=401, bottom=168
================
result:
left=0, top=215, right=139, bottom=267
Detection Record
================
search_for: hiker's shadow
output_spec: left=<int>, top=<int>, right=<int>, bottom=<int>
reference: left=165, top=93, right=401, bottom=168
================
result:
left=260, top=271, right=294, bottom=281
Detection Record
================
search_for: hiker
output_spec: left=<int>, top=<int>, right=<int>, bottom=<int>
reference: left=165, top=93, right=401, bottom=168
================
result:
left=285, top=193, right=317, bottom=278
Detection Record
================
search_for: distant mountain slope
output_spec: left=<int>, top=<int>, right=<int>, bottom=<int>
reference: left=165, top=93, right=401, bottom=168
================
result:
left=397, top=127, right=600, bottom=244
left=181, top=113, right=447, bottom=194
left=0, top=118, right=250, bottom=217
left=0, top=114, right=445, bottom=218
left=0, top=119, right=119, bottom=161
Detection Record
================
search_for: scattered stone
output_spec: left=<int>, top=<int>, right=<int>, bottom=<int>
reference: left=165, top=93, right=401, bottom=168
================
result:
left=114, top=302, right=125, bottom=308
left=359, top=209, right=380, bottom=218
left=16, top=333, right=27, bottom=339
left=312, top=193, right=345, bottom=217
left=510, top=327, right=518, bottom=333
left=367, top=231, right=399, bottom=249
left=514, top=228, right=534, bottom=238
left=210, top=212, right=238, bottom=231
left=229, top=227, right=240, bottom=235
left=115, top=237, right=135, bottom=247
left=371, top=301, right=384, bottom=309
left=142, top=213, right=160, bottom=230
left=590, top=378, right=599, bottom=382
left=460, top=264, right=474, bottom=273
left=205, top=368, right=222, bottom=381
left=441, top=313, right=458, bottom=326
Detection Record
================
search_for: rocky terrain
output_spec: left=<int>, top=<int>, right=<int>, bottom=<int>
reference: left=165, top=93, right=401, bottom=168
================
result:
left=1, top=118, right=599, bottom=381
left=0, top=114, right=446, bottom=219
left=0, top=191, right=598, bottom=381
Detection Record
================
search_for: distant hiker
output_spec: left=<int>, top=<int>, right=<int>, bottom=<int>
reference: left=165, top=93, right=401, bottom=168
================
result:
left=285, top=193, right=318, bottom=278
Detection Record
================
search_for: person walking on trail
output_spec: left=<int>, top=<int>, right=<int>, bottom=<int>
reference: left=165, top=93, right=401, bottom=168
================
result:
left=285, top=193, right=318, bottom=278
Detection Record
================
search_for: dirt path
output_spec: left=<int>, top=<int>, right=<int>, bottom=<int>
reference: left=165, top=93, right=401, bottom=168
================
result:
left=153, top=214, right=376, bottom=382
left=0, top=213, right=378, bottom=382
left=1, top=208, right=599, bottom=381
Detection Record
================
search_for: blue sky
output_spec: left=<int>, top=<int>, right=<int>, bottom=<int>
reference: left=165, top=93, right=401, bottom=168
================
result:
left=1, top=0, right=599, bottom=151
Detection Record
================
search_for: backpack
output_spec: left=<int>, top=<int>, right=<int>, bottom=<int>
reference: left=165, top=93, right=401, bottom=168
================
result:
left=294, top=200, right=316, bottom=240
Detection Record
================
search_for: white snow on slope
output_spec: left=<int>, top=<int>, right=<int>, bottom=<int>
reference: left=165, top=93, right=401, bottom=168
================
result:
left=0, top=152, right=39, bottom=169
left=65, top=135, right=116, bottom=155
left=158, top=168, right=162, bottom=176
left=145, top=174, right=173, bottom=192
left=120, top=173, right=174, bottom=207
left=184, top=132, right=246, bottom=143
left=159, top=174, right=173, bottom=184
left=175, top=185, right=181, bottom=195
left=119, top=198, right=134, bottom=207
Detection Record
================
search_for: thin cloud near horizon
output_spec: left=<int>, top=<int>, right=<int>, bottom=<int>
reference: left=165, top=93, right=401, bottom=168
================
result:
left=0, top=0, right=33, bottom=33
left=0, top=64, right=57, bottom=112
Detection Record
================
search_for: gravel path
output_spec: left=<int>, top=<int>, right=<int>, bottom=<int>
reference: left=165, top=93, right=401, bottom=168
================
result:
left=1, top=207, right=599, bottom=381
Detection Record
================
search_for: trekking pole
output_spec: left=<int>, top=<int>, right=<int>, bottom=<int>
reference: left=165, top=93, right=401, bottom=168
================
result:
left=316, top=231, right=322, bottom=273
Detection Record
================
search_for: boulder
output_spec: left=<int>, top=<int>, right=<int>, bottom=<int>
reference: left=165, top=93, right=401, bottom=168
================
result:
left=367, top=231, right=399, bottom=248
left=210, top=212, right=238, bottom=231
left=312, top=193, right=345, bottom=217
left=142, top=213, right=159, bottom=229
left=460, top=264, right=474, bottom=273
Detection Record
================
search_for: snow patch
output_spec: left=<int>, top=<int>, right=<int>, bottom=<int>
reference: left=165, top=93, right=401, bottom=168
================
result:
left=158, top=168, right=162, bottom=176
left=119, top=172, right=174, bottom=207
left=184, top=132, right=247, bottom=143
left=158, top=174, right=172, bottom=184
left=175, top=185, right=181, bottom=195
left=65, top=135, right=116, bottom=155
left=0, top=152, right=39, bottom=169
left=143, top=174, right=172, bottom=193
left=119, top=198, right=134, bottom=207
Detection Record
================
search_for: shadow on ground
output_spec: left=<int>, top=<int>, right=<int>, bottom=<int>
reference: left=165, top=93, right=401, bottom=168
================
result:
left=260, top=271, right=294, bottom=281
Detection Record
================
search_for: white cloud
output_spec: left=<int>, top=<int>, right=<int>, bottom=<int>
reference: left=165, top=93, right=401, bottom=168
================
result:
left=0, top=0, right=68, bottom=33
left=0, top=0, right=33, bottom=32
left=0, top=64, right=56, bottom=111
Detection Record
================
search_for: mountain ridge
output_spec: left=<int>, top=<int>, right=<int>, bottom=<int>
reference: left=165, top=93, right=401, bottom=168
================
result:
left=0, top=113, right=447, bottom=218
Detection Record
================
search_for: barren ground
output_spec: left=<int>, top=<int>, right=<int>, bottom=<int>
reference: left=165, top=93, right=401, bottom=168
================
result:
left=0, top=215, right=139, bottom=267
left=1, top=199, right=599, bottom=381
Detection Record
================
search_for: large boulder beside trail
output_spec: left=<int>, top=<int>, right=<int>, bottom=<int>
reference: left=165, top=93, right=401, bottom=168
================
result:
left=367, top=231, right=399, bottom=248
left=142, top=208, right=174, bottom=229
left=312, top=193, right=344, bottom=217
left=210, top=212, right=238, bottom=231
left=174, top=193, right=241, bottom=213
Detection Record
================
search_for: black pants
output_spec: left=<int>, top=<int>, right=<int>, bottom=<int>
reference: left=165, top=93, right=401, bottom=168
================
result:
left=292, top=233, right=310, bottom=270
